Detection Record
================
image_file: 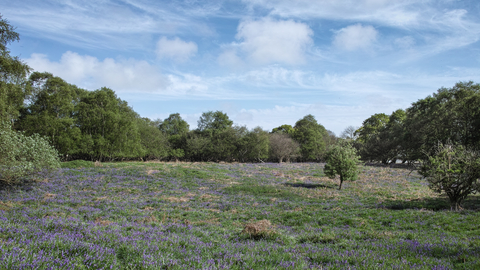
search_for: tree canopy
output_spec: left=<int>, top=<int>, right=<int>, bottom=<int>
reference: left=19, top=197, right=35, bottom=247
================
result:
left=293, top=114, right=328, bottom=161
left=0, top=15, right=31, bottom=123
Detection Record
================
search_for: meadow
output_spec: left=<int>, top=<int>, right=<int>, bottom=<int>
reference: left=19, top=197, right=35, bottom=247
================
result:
left=0, top=162, right=479, bottom=269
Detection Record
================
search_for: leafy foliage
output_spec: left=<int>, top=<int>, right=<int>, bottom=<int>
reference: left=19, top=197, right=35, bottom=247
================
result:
left=0, top=123, right=60, bottom=184
left=404, top=81, right=480, bottom=161
left=18, top=72, right=82, bottom=157
left=0, top=15, right=31, bottom=123
left=324, top=142, right=360, bottom=190
left=196, top=110, right=233, bottom=135
left=271, top=124, right=294, bottom=135
left=293, top=114, right=328, bottom=161
left=419, top=142, right=480, bottom=210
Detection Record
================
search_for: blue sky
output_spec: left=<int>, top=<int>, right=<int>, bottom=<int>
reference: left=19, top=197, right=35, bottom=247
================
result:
left=2, top=0, right=480, bottom=135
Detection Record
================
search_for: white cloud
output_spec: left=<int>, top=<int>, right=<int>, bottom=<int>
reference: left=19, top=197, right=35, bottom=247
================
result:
left=333, top=24, right=378, bottom=51
left=242, top=0, right=420, bottom=27
left=222, top=18, right=313, bottom=66
left=156, top=36, right=198, bottom=62
left=26, top=51, right=169, bottom=92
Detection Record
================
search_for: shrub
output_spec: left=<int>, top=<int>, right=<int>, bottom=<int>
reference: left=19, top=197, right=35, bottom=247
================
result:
left=419, top=142, right=480, bottom=211
left=0, top=123, right=60, bottom=184
left=324, top=142, right=360, bottom=190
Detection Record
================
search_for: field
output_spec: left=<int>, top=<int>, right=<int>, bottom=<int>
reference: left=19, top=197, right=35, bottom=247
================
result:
left=0, top=162, right=479, bottom=269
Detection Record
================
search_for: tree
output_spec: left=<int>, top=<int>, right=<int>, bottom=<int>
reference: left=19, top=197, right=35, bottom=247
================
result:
left=136, top=117, right=169, bottom=160
left=197, top=111, right=233, bottom=134
left=340, top=126, right=358, bottom=140
left=236, top=126, right=270, bottom=162
left=159, top=113, right=189, bottom=136
left=271, top=124, right=294, bottom=135
left=0, top=15, right=31, bottom=123
left=355, top=113, right=391, bottom=163
left=293, top=114, right=328, bottom=161
left=159, top=113, right=189, bottom=161
left=76, top=87, right=142, bottom=161
left=0, top=122, right=60, bottom=184
left=324, top=142, right=360, bottom=190
left=269, top=133, right=300, bottom=163
left=404, top=81, right=480, bottom=161
left=18, top=72, right=82, bottom=158
left=419, top=142, right=480, bottom=211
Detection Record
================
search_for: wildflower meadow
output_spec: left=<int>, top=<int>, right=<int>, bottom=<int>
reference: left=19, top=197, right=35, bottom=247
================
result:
left=0, top=162, right=479, bottom=269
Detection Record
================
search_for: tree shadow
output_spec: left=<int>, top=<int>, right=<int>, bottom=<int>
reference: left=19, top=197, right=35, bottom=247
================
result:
left=284, top=182, right=337, bottom=189
left=379, top=195, right=480, bottom=211
left=0, top=179, right=35, bottom=192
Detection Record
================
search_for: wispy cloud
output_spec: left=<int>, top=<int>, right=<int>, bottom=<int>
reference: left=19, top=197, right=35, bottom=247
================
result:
left=1, top=0, right=212, bottom=50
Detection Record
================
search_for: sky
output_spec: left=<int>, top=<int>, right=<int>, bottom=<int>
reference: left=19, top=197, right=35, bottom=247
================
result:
left=2, top=0, right=480, bottom=135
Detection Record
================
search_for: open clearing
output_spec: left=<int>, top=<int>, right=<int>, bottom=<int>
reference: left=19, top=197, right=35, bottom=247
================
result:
left=1, top=162, right=479, bottom=269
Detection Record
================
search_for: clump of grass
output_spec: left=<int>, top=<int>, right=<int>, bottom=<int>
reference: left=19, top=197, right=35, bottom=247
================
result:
left=242, top=219, right=277, bottom=240
left=60, top=160, right=94, bottom=169
left=298, top=231, right=336, bottom=244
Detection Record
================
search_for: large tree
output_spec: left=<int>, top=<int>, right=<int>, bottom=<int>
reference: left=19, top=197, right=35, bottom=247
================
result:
left=159, top=113, right=189, bottom=161
left=236, top=126, right=270, bottom=162
left=271, top=124, right=294, bottom=135
left=18, top=72, right=82, bottom=158
left=355, top=113, right=391, bottom=163
left=0, top=15, right=31, bottom=123
left=76, top=87, right=143, bottom=161
left=293, top=114, right=328, bottom=161
left=197, top=110, right=233, bottom=135
left=404, top=81, right=480, bottom=161
left=136, top=117, right=169, bottom=160
left=269, top=133, right=300, bottom=163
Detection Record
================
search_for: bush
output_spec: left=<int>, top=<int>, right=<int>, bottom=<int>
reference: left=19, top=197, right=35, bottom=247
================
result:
left=324, top=142, right=360, bottom=190
left=0, top=123, right=60, bottom=184
left=419, top=142, right=480, bottom=211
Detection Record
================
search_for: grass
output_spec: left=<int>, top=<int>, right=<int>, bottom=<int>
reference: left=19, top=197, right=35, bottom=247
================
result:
left=0, top=162, right=479, bottom=269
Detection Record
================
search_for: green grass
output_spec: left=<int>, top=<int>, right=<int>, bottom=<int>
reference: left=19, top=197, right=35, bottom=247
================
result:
left=0, top=162, right=479, bottom=269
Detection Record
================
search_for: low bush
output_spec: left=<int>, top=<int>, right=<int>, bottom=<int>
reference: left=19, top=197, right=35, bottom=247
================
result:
left=0, top=123, right=60, bottom=184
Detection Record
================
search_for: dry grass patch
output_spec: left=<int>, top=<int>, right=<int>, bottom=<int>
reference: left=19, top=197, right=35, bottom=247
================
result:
left=199, top=194, right=218, bottom=201
left=163, top=196, right=190, bottom=203
left=43, top=193, right=56, bottom=201
left=242, top=219, right=276, bottom=239
left=147, top=170, right=160, bottom=175
left=95, top=217, right=112, bottom=226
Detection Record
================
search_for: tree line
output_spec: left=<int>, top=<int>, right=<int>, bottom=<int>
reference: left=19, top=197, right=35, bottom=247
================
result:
left=14, top=72, right=335, bottom=163
left=351, top=81, right=480, bottom=165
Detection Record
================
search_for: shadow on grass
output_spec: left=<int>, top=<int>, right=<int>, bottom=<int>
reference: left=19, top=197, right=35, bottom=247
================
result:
left=283, top=182, right=337, bottom=189
left=380, top=195, right=480, bottom=211
left=0, top=179, right=35, bottom=192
